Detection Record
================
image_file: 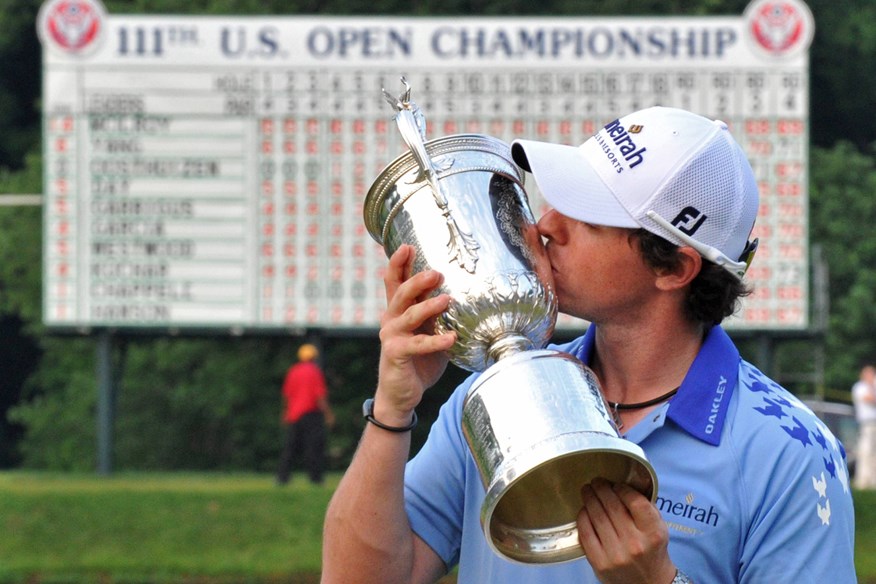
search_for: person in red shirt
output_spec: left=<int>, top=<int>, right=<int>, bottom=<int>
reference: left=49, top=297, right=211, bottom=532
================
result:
left=276, top=343, right=335, bottom=485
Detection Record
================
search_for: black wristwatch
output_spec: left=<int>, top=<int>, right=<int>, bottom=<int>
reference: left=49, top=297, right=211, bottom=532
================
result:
left=672, top=569, right=694, bottom=584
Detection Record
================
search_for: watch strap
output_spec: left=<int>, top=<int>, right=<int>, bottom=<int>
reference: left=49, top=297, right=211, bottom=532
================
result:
left=362, top=398, right=418, bottom=432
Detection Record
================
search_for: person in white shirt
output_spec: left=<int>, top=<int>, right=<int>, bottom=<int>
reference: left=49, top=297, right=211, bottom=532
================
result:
left=852, top=364, right=876, bottom=489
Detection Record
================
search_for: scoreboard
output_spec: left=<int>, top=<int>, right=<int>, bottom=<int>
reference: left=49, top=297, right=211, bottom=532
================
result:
left=39, top=0, right=815, bottom=332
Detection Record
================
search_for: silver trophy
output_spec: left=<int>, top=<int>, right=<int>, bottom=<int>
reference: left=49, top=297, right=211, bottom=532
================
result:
left=364, top=78, right=657, bottom=564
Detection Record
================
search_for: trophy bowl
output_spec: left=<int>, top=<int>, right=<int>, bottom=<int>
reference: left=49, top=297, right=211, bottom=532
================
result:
left=364, top=132, right=556, bottom=370
left=364, top=78, right=657, bottom=564
left=462, top=349, right=657, bottom=563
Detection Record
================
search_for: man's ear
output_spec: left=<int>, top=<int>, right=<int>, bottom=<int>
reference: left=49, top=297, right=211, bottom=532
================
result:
left=655, top=246, right=701, bottom=291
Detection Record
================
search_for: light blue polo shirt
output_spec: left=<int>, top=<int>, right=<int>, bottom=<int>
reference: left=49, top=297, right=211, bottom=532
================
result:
left=404, top=326, right=856, bottom=583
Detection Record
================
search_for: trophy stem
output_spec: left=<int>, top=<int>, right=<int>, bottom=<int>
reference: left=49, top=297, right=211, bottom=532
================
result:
left=487, top=333, right=535, bottom=363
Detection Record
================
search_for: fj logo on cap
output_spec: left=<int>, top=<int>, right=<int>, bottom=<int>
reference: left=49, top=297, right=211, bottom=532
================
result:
left=671, top=207, right=708, bottom=236
left=628, top=125, right=644, bottom=134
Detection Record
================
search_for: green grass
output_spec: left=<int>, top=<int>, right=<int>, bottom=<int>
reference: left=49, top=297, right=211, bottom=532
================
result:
left=0, top=471, right=874, bottom=583
left=0, top=472, right=333, bottom=583
left=855, top=487, right=876, bottom=578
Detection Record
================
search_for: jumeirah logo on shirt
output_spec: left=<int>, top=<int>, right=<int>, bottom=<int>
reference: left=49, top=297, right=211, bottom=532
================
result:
left=656, top=492, right=720, bottom=528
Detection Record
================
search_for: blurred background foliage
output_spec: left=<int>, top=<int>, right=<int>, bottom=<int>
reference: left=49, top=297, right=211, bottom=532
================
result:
left=0, top=0, right=874, bottom=472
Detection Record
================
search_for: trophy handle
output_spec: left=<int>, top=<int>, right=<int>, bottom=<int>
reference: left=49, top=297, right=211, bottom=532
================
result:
left=383, top=77, right=480, bottom=274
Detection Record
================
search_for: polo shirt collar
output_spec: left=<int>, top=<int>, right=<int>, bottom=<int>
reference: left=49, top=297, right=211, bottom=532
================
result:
left=574, top=325, right=740, bottom=446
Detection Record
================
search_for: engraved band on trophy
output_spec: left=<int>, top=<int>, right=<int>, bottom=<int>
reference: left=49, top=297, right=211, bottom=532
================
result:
left=364, top=78, right=658, bottom=564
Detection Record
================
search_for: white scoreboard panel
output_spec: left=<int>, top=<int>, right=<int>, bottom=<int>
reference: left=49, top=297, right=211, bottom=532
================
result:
left=40, top=2, right=813, bottom=332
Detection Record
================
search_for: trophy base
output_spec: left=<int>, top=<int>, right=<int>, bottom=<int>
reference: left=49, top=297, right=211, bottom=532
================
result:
left=462, top=349, right=657, bottom=564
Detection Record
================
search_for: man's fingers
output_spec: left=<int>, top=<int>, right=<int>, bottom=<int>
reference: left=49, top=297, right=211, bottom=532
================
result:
left=385, top=270, right=445, bottom=320
left=576, top=500, right=605, bottom=563
left=579, top=481, right=618, bottom=547
left=590, top=478, right=633, bottom=521
left=407, top=329, right=457, bottom=355
left=384, top=245, right=415, bottom=303
left=382, top=289, right=451, bottom=331
left=611, top=481, right=661, bottom=530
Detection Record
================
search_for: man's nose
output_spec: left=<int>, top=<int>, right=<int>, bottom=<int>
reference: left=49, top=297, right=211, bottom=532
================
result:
left=536, top=207, right=560, bottom=238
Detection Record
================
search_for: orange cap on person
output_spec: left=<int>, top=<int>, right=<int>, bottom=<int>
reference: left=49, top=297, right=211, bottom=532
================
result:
left=298, top=344, right=319, bottom=361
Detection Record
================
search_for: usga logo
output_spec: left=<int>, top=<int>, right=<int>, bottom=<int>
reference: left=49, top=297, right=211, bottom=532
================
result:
left=743, top=0, right=815, bottom=60
left=37, top=0, right=108, bottom=58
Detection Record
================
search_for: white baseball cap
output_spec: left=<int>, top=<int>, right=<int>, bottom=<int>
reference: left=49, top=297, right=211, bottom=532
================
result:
left=511, top=106, right=759, bottom=279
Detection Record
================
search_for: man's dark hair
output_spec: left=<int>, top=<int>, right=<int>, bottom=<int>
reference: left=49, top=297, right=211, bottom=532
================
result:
left=633, top=229, right=752, bottom=326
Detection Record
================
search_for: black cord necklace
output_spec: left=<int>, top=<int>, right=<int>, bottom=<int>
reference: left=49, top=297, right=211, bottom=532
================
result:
left=608, top=387, right=679, bottom=431
left=608, top=387, right=680, bottom=411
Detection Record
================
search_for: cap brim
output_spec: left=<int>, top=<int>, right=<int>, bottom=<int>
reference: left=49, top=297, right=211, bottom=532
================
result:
left=511, top=139, right=638, bottom=228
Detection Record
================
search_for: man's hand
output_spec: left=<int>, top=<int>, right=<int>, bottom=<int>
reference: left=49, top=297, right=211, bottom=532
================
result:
left=373, top=245, right=456, bottom=426
left=577, top=478, right=677, bottom=584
